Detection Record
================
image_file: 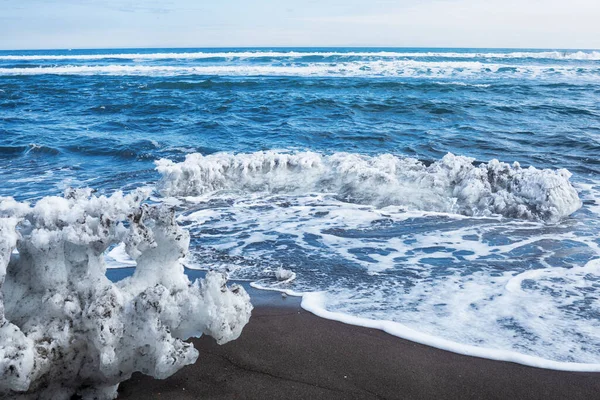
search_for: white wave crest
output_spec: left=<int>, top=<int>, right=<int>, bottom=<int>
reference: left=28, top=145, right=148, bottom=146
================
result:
left=0, top=189, right=252, bottom=398
left=155, top=151, right=581, bottom=222
left=0, top=61, right=598, bottom=79
left=0, top=50, right=599, bottom=61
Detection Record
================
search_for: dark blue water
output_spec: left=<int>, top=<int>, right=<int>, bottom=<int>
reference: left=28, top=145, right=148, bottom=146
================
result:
left=2, top=48, right=600, bottom=199
left=2, top=48, right=600, bottom=366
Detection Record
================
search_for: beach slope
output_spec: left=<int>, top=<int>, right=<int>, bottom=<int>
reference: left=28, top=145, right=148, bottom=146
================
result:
left=118, top=305, right=600, bottom=400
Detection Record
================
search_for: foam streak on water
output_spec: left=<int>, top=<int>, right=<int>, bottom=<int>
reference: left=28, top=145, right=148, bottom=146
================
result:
left=0, top=50, right=599, bottom=60
left=168, top=182, right=600, bottom=367
left=0, top=62, right=599, bottom=82
left=2, top=47, right=600, bottom=370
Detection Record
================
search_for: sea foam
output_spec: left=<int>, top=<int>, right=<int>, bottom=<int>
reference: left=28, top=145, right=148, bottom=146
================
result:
left=0, top=50, right=599, bottom=61
left=187, top=187, right=600, bottom=369
left=158, top=152, right=599, bottom=369
left=1, top=61, right=599, bottom=81
left=156, top=151, right=581, bottom=222
left=299, top=284, right=600, bottom=372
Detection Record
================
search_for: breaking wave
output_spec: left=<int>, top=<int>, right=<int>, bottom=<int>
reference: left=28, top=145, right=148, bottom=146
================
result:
left=1, top=62, right=599, bottom=80
left=1, top=50, right=599, bottom=61
left=155, top=151, right=582, bottom=222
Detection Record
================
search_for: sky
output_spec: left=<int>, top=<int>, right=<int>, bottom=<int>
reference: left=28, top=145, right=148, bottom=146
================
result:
left=1, top=0, right=599, bottom=50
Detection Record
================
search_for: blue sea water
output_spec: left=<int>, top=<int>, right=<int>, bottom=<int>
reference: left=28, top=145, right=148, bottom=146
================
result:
left=2, top=48, right=600, bottom=368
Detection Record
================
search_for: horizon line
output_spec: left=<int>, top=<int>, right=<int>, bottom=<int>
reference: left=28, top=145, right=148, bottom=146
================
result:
left=1, top=45, right=599, bottom=52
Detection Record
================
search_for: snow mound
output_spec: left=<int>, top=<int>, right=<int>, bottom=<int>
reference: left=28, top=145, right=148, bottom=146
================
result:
left=0, top=189, right=252, bottom=399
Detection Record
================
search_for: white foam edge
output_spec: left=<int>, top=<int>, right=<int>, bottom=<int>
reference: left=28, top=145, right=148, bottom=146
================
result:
left=1, top=62, right=598, bottom=79
left=249, top=282, right=600, bottom=372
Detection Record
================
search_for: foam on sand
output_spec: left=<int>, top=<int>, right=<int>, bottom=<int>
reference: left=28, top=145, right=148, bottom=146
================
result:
left=156, top=151, right=581, bottom=222
left=299, top=281, right=600, bottom=372
left=0, top=189, right=252, bottom=399
left=167, top=159, right=598, bottom=370
left=206, top=191, right=600, bottom=370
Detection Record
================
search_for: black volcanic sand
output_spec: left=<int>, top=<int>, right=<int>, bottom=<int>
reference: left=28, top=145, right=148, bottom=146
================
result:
left=117, top=290, right=600, bottom=400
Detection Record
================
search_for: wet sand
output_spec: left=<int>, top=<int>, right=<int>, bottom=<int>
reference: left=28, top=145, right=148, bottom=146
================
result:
left=118, top=297, right=600, bottom=400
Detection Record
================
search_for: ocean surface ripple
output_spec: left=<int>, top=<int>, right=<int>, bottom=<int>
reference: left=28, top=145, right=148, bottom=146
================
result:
left=2, top=48, right=600, bottom=369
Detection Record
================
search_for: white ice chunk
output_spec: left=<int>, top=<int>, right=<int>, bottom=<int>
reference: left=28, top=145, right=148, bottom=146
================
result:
left=274, top=267, right=296, bottom=283
left=0, top=189, right=252, bottom=399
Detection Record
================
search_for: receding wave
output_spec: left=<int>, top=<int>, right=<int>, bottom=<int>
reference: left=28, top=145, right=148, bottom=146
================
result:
left=1, top=50, right=599, bottom=61
left=155, top=151, right=581, bottom=222
left=2, top=61, right=599, bottom=79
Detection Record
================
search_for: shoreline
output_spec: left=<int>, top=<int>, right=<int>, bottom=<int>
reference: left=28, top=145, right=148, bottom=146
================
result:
left=118, top=304, right=600, bottom=400
left=109, top=268, right=600, bottom=371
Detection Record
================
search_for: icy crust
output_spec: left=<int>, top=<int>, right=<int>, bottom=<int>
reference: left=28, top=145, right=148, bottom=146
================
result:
left=0, top=189, right=252, bottom=399
left=156, top=151, right=581, bottom=222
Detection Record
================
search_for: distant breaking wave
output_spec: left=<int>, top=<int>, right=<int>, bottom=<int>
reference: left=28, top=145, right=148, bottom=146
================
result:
left=2, top=62, right=599, bottom=79
left=155, top=151, right=582, bottom=222
left=1, top=50, right=599, bottom=61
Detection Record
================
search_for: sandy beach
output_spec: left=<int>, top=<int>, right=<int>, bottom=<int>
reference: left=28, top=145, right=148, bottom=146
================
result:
left=117, top=292, right=600, bottom=400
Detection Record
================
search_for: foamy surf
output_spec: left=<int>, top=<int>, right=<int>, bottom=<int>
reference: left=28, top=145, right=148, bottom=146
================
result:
left=152, top=151, right=600, bottom=370
left=156, top=151, right=581, bottom=222
left=246, top=256, right=600, bottom=371
left=1, top=61, right=600, bottom=81
left=298, top=289, right=600, bottom=372
left=201, top=195, right=600, bottom=370
left=0, top=50, right=599, bottom=61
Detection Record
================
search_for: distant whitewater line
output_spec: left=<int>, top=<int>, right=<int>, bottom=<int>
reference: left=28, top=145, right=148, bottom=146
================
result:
left=1, top=50, right=599, bottom=61
left=2, top=62, right=599, bottom=79
left=155, top=151, right=582, bottom=222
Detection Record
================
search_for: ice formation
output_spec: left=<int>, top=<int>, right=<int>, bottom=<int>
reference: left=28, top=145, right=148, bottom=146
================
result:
left=274, top=267, right=296, bottom=283
left=156, top=151, right=581, bottom=222
left=0, top=189, right=252, bottom=399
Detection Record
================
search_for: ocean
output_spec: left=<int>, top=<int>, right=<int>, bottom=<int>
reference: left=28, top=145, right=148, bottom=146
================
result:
left=1, top=48, right=600, bottom=370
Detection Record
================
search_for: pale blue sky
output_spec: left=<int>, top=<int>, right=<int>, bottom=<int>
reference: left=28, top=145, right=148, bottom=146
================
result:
left=1, top=0, right=599, bottom=50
